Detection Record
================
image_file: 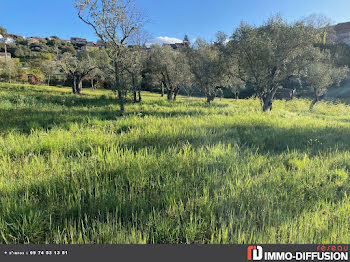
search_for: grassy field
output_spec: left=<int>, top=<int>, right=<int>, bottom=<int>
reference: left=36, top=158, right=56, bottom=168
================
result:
left=0, top=83, right=350, bottom=244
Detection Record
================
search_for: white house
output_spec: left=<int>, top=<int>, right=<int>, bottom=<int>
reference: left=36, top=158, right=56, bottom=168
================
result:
left=0, top=37, right=15, bottom=44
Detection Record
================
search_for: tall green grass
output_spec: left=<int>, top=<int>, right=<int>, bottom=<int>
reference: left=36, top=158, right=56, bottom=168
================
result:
left=0, top=83, right=349, bottom=244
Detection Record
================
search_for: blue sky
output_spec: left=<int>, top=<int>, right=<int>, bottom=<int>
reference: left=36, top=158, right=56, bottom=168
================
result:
left=1, top=0, right=350, bottom=43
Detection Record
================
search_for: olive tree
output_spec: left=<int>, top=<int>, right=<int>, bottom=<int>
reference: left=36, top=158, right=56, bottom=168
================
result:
left=186, top=39, right=226, bottom=104
left=85, top=67, right=106, bottom=90
left=148, top=45, right=192, bottom=101
left=123, top=46, right=145, bottom=102
left=122, top=29, right=149, bottom=103
left=302, top=50, right=348, bottom=111
left=40, top=59, right=59, bottom=86
left=215, top=32, right=245, bottom=100
left=58, top=50, right=108, bottom=94
left=229, top=15, right=321, bottom=111
left=75, top=0, right=147, bottom=113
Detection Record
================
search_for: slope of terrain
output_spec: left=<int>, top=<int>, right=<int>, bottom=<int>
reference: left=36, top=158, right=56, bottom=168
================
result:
left=0, top=83, right=350, bottom=244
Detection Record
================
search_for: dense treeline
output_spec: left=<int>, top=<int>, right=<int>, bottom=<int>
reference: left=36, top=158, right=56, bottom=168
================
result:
left=1, top=0, right=350, bottom=113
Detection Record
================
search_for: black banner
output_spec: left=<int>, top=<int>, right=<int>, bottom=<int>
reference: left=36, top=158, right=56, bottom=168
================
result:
left=0, top=245, right=348, bottom=262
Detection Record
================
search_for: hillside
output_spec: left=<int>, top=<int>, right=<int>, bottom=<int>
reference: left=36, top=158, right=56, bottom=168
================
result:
left=0, top=84, right=350, bottom=243
left=0, top=26, right=78, bottom=63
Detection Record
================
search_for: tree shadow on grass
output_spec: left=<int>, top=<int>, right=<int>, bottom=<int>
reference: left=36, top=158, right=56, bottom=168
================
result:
left=3, top=105, right=350, bottom=159
left=115, top=121, right=350, bottom=156
left=0, top=108, right=118, bottom=134
left=1, top=106, right=229, bottom=134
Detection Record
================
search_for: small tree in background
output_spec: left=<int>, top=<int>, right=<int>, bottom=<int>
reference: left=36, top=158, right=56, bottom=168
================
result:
left=214, top=31, right=245, bottom=99
left=28, top=68, right=45, bottom=85
left=40, top=60, right=59, bottom=86
left=123, top=29, right=150, bottom=103
left=302, top=49, right=348, bottom=111
left=186, top=39, right=226, bottom=104
left=0, top=58, right=21, bottom=83
left=148, top=45, right=192, bottom=101
left=58, top=50, right=108, bottom=94
left=87, top=68, right=105, bottom=90
left=124, top=46, right=145, bottom=103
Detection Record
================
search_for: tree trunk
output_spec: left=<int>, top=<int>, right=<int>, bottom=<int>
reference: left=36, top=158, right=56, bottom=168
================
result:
left=47, top=75, right=51, bottom=86
left=91, top=78, right=95, bottom=90
left=261, top=88, right=278, bottom=112
left=167, top=90, right=173, bottom=101
left=138, top=87, right=142, bottom=102
left=118, top=90, right=125, bottom=112
left=173, top=88, right=179, bottom=101
left=207, top=96, right=214, bottom=104
left=114, top=63, right=124, bottom=114
left=72, top=76, right=77, bottom=94
left=262, top=97, right=273, bottom=112
left=206, top=90, right=216, bottom=104
left=161, top=82, right=165, bottom=97
left=76, top=78, right=83, bottom=95
left=309, top=96, right=319, bottom=112
left=132, top=76, right=137, bottom=103
left=133, top=89, right=137, bottom=103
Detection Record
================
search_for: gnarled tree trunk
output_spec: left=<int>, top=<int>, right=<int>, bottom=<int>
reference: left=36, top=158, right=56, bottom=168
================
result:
left=167, top=90, right=173, bottom=101
left=72, top=76, right=77, bottom=94
left=261, top=88, right=278, bottom=112
left=206, top=87, right=218, bottom=104
left=114, top=62, right=125, bottom=114
left=173, top=88, right=180, bottom=101
left=132, top=76, right=138, bottom=103
left=76, top=77, right=83, bottom=95
left=138, top=87, right=142, bottom=102
left=309, top=95, right=319, bottom=112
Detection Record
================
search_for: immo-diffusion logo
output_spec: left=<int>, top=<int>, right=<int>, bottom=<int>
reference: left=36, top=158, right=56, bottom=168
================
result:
left=247, top=246, right=263, bottom=261
left=247, top=245, right=349, bottom=261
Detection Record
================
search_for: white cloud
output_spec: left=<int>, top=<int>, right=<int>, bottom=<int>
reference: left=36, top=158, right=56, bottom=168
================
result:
left=148, top=36, right=183, bottom=45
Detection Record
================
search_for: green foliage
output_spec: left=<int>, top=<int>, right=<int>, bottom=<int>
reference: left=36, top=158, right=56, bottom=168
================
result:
left=58, top=50, right=109, bottom=94
left=0, top=26, right=7, bottom=36
left=147, top=45, right=192, bottom=100
left=0, top=59, right=22, bottom=83
left=186, top=39, right=226, bottom=103
left=229, top=15, right=327, bottom=111
left=1, top=83, right=350, bottom=244
left=27, top=68, right=45, bottom=83
left=301, top=49, right=349, bottom=110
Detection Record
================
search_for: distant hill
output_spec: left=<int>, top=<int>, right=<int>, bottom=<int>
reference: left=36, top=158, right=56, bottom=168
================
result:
left=0, top=26, right=80, bottom=63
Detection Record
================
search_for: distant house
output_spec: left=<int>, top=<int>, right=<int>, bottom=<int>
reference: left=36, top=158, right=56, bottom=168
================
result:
left=0, top=37, right=15, bottom=44
left=71, top=37, right=87, bottom=45
left=27, top=37, right=43, bottom=44
left=0, top=52, right=11, bottom=60
left=163, top=43, right=185, bottom=50
left=97, top=40, right=106, bottom=49
left=81, top=42, right=100, bottom=51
